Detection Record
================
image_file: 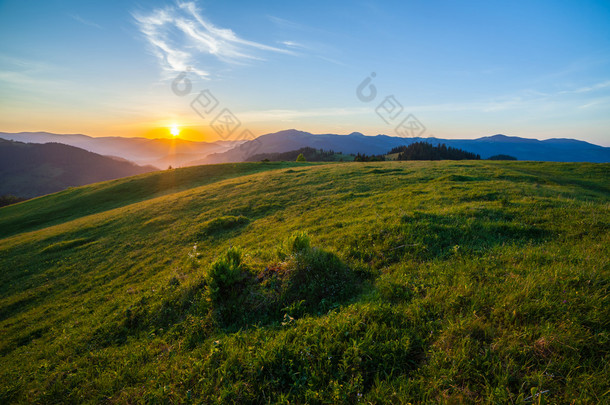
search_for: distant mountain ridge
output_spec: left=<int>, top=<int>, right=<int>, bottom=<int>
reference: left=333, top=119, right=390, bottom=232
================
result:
left=0, top=139, right=156, bottom=198
left=1, top=130, right=608, bottom=165
left=203, top=130, right=610, bottom=163
left=0, top=132, right=241, bottom=168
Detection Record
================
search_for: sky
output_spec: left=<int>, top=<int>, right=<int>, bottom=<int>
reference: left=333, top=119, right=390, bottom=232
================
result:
left=0, top=0, right=609, bottom=145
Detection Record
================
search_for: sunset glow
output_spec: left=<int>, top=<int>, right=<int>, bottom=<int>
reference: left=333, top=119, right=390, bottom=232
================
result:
left=0, top=1, right=608, bottom=144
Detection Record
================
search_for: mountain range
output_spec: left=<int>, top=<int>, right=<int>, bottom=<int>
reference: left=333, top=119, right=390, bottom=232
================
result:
left=0, top=139, right=156, bottom=198
left=1, top=130, right=608, bottom=174
left=0, top=132, right=241, bottom=168
left=203, top=130, right=610, bottom=163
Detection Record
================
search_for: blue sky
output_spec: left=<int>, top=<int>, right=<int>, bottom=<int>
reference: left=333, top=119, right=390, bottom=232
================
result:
left=0, top=0, right=609, bottom=145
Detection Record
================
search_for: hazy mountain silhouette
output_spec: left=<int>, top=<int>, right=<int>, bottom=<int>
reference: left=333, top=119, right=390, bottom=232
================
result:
left=0, top=139, right=157, bottom=198
left=203, top=130, right=610, bottom=163
left=0, top=132, right=241, bottom=168
left=2, top=130, right=608, bottom=168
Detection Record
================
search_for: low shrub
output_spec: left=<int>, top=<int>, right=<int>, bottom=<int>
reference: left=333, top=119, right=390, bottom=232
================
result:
left=206, top=247, right=248, bottom=302
left=205, top=247, right=254, bottom=324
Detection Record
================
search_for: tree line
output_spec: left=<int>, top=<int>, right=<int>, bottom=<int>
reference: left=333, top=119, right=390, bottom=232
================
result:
left=248, top=142, right=484, bottom=163
left=389, top=142, right=481, bottom=160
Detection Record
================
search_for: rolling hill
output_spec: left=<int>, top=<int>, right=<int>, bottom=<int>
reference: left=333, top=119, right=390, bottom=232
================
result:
left=0, top=160, right=608, bottom=403
left=203, top=129, right=610, bottom=163
left=0, top=139, right=157, bottom=198
left=0, top=132, right=241, bottom=168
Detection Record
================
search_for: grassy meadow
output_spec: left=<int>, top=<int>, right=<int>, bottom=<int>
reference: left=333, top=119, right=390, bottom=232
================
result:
left=0, top=160, right=608, bottom=403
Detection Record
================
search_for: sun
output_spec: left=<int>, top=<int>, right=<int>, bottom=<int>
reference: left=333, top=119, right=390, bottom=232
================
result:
left=169, top=125, right=180, bottom=137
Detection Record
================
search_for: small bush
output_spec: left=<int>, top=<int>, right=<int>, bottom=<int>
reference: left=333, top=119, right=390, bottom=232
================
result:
left=205, top=247, right=256, bottom=326
left=206, top=247, right=249, bottom=303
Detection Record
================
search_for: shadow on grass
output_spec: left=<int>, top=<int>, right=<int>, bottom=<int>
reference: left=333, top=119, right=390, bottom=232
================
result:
left=345, top=209, right=552, bottom=266
left=195, top=215, right=250, bottom=240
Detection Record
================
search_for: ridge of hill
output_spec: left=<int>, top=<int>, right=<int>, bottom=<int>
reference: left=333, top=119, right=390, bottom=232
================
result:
left=0, top=132, right=241, bottom=168
left=0, top=139, right=157, bottom=198
left=0, top=161, right=310, bottom=238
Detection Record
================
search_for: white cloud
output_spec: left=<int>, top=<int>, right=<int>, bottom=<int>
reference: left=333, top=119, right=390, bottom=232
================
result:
left=134, top=2, right=293, bottom=78
left=281, top=41, right=306, bottom=49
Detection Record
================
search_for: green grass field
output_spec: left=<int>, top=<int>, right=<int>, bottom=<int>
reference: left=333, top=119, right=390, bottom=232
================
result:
left=0, top=160, right=608, bottom=404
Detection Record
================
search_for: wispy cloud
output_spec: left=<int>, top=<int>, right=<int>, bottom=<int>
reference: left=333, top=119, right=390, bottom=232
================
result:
left=400, top=79, right=610, bottom=114
left=559, top=80, right=610, bottom=94
left=280, top=41, right=306, bottom=49
left=0, top=55, right=68, bottom=94
left=134, top=2, right=293, bottom=78
left=69, top=14, right=102, bottom=29
left=267, top=16, right=307, bottom=31
left=267, top=15, right=331, bottom=35
left=268, top=15, right=344, bottom=65
left=577, top=96, right=610, bottom=109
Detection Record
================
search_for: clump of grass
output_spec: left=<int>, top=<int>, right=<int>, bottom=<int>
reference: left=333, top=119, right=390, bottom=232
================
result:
left=277, top=232, right=357, bottom=312
left=199, top=215, right=249, bottom=237
left=205, top=247, right=253, bottom=324
left=206, top=247, right=248, bottom=302
left=283, top=231, right=311, bottom=255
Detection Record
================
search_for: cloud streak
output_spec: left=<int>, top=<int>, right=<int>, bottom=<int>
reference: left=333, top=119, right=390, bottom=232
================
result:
left=134, top=2, right=293, bottom=78
left=559, top=80, right=610, bottom=94
left=236, top=78, right=610, bottom=126
left=69, top=14, right=102, bottom=29
left=401, top=79, right=610, bottom=114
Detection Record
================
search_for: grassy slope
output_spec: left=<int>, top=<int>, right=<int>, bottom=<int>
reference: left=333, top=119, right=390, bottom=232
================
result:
left=0, top=161, right=311, bottom=239
left=0, top=161, right=608, bottom=403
